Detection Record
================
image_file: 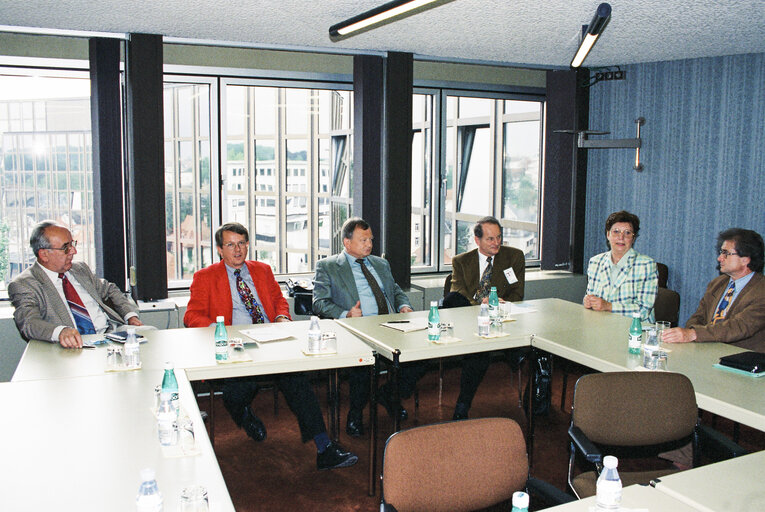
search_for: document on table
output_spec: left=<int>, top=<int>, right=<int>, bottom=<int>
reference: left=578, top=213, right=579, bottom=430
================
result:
left=381, top=318, right=429, bottom=332
left=502, top=303, right=537, bottom=315
left=239, top=327, right=293, bottom=343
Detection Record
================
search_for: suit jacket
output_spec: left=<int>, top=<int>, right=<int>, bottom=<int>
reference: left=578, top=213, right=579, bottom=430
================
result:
left=8, top=261, right=138, bottom=342
left=312, top=253, right=411, bottom=319
left=450, top=246, right=525, bottom=304
left=183, top=260, right=291, bottom=327
left=686, top=272, right=765, bottom=351
left=585, top=249, right=658, bottom=322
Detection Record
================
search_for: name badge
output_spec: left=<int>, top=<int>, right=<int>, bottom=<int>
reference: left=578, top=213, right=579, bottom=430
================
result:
left=504, top=267, right=519, bottom=285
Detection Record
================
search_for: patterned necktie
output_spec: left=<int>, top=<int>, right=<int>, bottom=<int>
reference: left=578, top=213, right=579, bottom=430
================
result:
left=476, top=256, right=493, bottom=301
left=356, top=259, right=389, bottom=314
left=234, top=269, right=266, bottom=324
left=59, top=273, right=96, bottom=334
left=712, top=281, right=736, bottom=325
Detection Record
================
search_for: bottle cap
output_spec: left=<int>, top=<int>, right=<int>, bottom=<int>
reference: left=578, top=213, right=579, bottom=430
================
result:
left=216, top=315, right=224, bottom=322
left=603, top=455, right=618, bottom=468
left=633, top=312, right=641, bottom=318
left=140, top=468, right=155, bottom=481
left=127, top=327, right=136, bottom=334
left=491, top=286, right=497, bottom=291
left=512, top=491, right=529, bottom=508
left=311, top=315, right=319, bottom=321
left=164, top=361, right=173, bottom=370
left=430, top=301, right=438, bottom=307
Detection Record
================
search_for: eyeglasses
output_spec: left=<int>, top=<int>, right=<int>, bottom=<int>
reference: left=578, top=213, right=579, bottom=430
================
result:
left=609, top=228, right=635, bottom=238
left=222, top=241, right=248, bottom=250
left=46, top=240, right=77, bottom=254
left=719, top=249, right=740, bottom=258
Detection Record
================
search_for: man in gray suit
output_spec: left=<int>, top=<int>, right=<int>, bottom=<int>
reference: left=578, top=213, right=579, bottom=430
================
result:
left=313, top=217, right=425, bottom=437
left=8, top=221, right=142, bottom=348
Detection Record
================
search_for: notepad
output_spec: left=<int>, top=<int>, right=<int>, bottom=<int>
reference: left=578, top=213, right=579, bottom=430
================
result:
left=239, top=327, right=293, bottom=343
left=381, top=318, right=428, bottom=332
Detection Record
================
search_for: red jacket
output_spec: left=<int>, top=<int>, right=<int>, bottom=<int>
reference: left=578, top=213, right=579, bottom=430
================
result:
left=184, top=260, right=291, bottom=327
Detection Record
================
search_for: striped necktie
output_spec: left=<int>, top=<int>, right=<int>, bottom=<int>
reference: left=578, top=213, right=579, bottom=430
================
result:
left=59, top=273, right=96, bottom=334
left=712, top=281, right=736, bottom=325
left=476, top=256, right=493, bottom=301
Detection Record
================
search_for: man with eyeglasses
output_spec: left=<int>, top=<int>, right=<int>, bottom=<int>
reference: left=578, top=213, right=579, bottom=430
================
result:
left=663, top=228, right=765, bottom=350
left=444, top=216, right=525, bottom=420
left=8, top=220, right=142, bottom=348
left=583, top=210, right=658, bottom=321
left=184, top=222, right=358, bottom=471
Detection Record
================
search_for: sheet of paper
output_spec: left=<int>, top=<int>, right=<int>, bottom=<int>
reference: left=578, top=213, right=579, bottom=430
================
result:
left=239, top=327, right=293, bottom=343
left=502, top=303, right=537, bottom=315
left=381, top=317, right=429, bottom=332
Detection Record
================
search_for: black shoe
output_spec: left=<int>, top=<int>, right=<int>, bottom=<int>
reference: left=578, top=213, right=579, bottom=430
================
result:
left=317, top=441, right=358, bottom=470
left=452, top=402, right=469, bottom=421
left=378, top=392, right=408, bottom=422
left=346, top=409, right=364, bottom=437
left=241, top=406, right=267, bottom=442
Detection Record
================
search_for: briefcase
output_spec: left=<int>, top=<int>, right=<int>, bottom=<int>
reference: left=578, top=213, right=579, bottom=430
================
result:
left=718, top=351, right=765, bottom=374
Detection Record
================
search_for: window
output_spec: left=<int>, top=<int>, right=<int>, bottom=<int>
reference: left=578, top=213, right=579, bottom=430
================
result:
left=0, top=72, right=94, bottom=294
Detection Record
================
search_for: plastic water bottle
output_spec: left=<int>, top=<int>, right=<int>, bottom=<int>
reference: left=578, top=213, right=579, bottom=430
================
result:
left=595, top=455, right=622, bottom=510
left=511, top=491, right=529, bottom=512
left=123, top=327, right=141, bottom=368
left=214, top=316, right=228, bottom=361
left=307, top=315, right=322, bottom=353
left=157, top=393, right=177, bottom=446
left=477, top=303, right=490, bottom=336
left=488, top=286, right=500, bottom=325
left=161, top=362, right=179, bottom=416
left=628, top=312, right=642, bottom=354
left=427, top=301, right=440, bottom=342
left=135, top=468, right=163, bottom=512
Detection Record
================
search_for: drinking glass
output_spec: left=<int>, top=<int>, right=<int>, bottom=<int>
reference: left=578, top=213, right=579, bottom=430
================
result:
left=655, top=321, right=671, bottom=344
left=643, top=326, right=659, bottom=352
left=179, top=485, right=209, bottom=512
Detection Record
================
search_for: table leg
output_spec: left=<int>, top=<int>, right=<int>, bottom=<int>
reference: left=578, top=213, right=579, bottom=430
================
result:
left=369, top=354, right=380, bottom=496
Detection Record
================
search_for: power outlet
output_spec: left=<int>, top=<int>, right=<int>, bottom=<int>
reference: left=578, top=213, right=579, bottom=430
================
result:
left=595, top=70, right=626, bottom=81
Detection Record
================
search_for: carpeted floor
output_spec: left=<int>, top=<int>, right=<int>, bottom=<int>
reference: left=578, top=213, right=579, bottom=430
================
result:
left=199, top=356, right=765, bottom=511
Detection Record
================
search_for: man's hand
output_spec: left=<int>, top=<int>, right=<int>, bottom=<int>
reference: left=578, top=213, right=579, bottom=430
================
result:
left=662, top=327, right=696, bottom=344
left=275, top=316, right=290, bottom=323
left=583, top=295, right=612, bottom=312
left=58, top=327, right=83, bottom=349
left=347, top=301, right=363, bottom=317
left=399, top=306, right=413, bottom=313
left=127, top=317, right=143, bottom=327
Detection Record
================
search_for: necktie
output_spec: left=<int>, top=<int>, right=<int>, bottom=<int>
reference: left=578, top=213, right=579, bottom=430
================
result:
left=59, top=273, right=96, bottom=334
left=234, top=269, right=266, bottom=324
left=476, top=256, right=493, bottom=301
left=356, top=259, right=389, bottom=314
left=712, top=281, right=736, bottom=325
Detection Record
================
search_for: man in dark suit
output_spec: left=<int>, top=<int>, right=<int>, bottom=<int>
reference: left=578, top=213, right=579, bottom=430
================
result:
left=446, top=216, right=525, bottom=420
left=184, top=222, right=357, bottom=470
left=663, top=228, right=765, bottom=351
left=313, top=217, right=425, bottom=437
left=8, top=220, right=142, bottom=348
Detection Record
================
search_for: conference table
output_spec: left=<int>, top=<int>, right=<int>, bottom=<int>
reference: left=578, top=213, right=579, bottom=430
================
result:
left=7, top=319, right=374, bottom=511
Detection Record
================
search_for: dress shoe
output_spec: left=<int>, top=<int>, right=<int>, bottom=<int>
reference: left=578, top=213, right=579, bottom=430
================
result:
left=345, top=409, right=364, bottom=437
left=452, top=402, right=469, bottom=421
left=241, top=406, right=267, bottom=442
left=317, top=441, right=358, bottom=470
left=378, top=392, right=408, bottom=422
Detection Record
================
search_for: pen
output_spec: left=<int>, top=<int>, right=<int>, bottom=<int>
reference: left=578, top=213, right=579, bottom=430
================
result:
left=387, top=320, right=410, bottom=324
left=81, top=345, right=96, bottom=349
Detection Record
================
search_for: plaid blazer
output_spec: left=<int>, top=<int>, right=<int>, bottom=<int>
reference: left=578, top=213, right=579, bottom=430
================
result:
left=585, top=249, right=658, bottom=322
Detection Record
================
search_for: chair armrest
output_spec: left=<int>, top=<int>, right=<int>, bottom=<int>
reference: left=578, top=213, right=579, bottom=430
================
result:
left=527, top=477, right=576, bottom=506
left=568, top=425, right=602, bottom=464
left=697, top=424, right=748, bottom=461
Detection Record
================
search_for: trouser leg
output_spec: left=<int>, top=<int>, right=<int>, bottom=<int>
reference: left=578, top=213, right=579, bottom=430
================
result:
left=222, top=377, right=259, bottom=426
left=348, top=366, right=371, bottom=413
left=278, top=372, right=327, bottom=443
left=456, top=353, right=492, bottom=409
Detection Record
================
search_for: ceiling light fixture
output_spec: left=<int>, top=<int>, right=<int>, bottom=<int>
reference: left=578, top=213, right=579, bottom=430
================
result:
left=329, top=0, right=441, bottom=39
left=570, top=2, right=611, bottom=68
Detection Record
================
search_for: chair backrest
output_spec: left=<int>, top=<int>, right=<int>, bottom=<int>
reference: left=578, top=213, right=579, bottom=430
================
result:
left=654, top=287, right=680, bottom=327
left=571, top=372, right=697, bottom=447
left=656, top=262, right=669, bottom=288
left=381, top=418, right=528, bottom=512
left=443, top=273, right=453, bottom=298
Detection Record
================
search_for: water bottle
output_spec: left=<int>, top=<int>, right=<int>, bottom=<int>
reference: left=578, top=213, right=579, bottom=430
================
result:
left=595, top=455, right=622, bottom=510
left=123, top=327, right=141, bottom=368
left=161, top=362, right=179, bottom=416
left=427, top=301, right=441, bottom=342
left=135, top=468, right=163, bottom=512
left=628, top=312, right=642, bottom=354
left=488, top=286, right=500, bottom=325
left=214, top=316, right=228, bottom=361
left=307, top=315, right=322, bottom=353
left=157, top=393, right=177, bottom=446
left=511, top=491, right=529, bottom=512
left=477, top=303, right=490, bottom=336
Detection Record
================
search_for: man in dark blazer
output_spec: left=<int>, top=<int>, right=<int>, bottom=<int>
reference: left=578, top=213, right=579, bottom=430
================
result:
left=446, top=216, right=525, bottom=420
left=313, top=217, right=425, bottom=437
left=8, top=221, right=142, bottom=348
left=664, top=228, right=765, bottom=351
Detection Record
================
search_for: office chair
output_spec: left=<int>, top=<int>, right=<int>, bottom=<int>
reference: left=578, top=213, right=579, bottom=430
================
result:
left=380, top=417, right=572, bottom=512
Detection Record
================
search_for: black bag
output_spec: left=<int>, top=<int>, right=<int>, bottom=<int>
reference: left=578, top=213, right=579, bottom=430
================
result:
left=523, top=353, right=552, bottom=416
left=286, top=278, right=314, bottom=316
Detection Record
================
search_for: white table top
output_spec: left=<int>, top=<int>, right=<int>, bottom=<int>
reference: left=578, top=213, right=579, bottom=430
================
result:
left=542, top=483, right=703, bottom=511
left=0, top=370, right=234, bottom=511
left=651, top=449, right=765, bottom=512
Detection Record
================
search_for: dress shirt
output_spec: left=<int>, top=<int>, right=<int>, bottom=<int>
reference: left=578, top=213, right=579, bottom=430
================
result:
left=342, top=251, right=394, bottom=317
left=714, top=271, right=756, bottom=316
left=224, top=263, right=271, bottom=326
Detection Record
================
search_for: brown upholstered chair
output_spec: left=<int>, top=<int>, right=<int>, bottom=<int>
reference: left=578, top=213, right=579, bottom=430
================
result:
left=567, top=372, right=699, bottom=498
left=381, top=417, right=571, bottom=512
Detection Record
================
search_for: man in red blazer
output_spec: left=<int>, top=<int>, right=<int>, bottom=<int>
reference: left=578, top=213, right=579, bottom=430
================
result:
left=184, top=222, right=357, bottom=470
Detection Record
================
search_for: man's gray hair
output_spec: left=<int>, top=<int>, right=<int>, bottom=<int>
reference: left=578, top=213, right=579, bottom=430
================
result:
left=30, top=220, right=62, bottom=257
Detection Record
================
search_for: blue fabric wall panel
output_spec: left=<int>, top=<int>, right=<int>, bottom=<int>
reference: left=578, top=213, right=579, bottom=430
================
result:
left=585, top=53, right=765, bottom=325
